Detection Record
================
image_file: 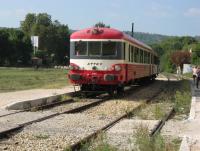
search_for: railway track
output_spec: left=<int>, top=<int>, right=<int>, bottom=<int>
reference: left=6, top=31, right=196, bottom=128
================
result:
left=150, top=107, right=175, bottom=137
left=0, top=99, right=74, bottom=118
left=0, top=90, right=104, bottom=118
left=0, top=96, right=110, bottom=138
left=70, top=87, right=164, bottom=151
left=0, top=80, right=148, bottom=120
left=0, top=84, right=138, bottom=138
left=0, top=80, right=163, bottom=151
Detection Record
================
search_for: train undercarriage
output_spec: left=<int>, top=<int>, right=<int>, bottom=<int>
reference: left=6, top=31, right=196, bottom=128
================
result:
left=79, top=74, right=157, bottom=96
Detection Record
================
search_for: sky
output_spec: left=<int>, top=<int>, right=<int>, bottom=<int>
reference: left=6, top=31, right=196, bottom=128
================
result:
left=0, top=0, right=200, bottom=36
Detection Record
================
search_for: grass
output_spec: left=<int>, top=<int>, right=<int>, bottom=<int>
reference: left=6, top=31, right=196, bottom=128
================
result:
left=134, top=103, right=172, bottom=120
left=183, top=72, right=192, bottom=79
left=84, top=133, right=117, bottom=151
left=153, top=104, right=165, bottom=119
left=64, top=133, right=118, bottom=151
left=173, top=80, right=191, bottom=115
left=0, top=67, right=69, bottom=92
left=133, top=125, right=181, bottom=151
left=133, top=79, right=191, bottom=120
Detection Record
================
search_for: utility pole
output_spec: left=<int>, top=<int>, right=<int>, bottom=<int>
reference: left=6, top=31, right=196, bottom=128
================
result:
left=132, top=22, right=134, bottom=37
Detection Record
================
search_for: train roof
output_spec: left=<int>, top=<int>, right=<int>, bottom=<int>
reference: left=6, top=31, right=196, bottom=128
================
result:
left=71, top=27, right=157, bottom=55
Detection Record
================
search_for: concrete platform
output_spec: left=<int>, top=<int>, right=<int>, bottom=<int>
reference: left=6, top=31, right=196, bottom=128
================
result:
left=0, top=86, right=77, bottom=110
left=161, top=81, right=200, bottom=151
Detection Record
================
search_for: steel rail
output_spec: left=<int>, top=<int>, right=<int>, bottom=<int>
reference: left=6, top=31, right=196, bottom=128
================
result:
left=70, top=88, right=164, bottom=151
left=150, top=108, right=175, bottom=137
left=0, top=96, right=110, bottom=139
left=0, top=81, right=157, bottom=141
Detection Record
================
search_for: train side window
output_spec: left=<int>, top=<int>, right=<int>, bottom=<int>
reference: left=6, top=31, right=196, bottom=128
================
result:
left=140, top=49, right=143, bottom=63
left=134, top=47, right=139, bottom=63
left=150, top=54, right=152, bottom=64
left=123, top=43, right=126, bottom=60
left=144, top=51, right=146, bottom=63
left=134, top=47, right=137, bottom=62
left=131, top=46, right=134, bottom=62
left=146, top=51, right=148, bottom=63
left=75, top=41, right=87, bottom=56
left=129, top=45, right=131, bottom=62
left=147, top=52, right=150, bottom=64
left=145, top=51, right=148, bottom=64
left=152, top=55, right=154, bottom=64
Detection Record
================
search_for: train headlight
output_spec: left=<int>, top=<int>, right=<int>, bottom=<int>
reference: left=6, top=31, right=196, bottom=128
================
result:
left=114, top=65, right=121, bottom=71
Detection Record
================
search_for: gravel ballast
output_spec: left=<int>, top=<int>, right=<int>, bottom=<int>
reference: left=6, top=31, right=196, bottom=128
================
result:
left=0, top=80, right=166, bottom=150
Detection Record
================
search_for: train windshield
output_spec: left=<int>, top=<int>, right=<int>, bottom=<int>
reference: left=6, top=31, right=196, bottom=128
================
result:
left=74, top=41, right=87, bottom=56
left=71, top=41, right=122, bottom=59
left=102, top=41, right=117, bottom=56
left=88, top=42, right=101, bottom=56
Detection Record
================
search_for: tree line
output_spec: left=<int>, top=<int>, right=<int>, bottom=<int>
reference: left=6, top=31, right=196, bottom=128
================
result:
left=0, top=13, right=70, bottom=67
left=150, top=36, right=200, bottom=72
left=0, top=14, right=200, bottom=71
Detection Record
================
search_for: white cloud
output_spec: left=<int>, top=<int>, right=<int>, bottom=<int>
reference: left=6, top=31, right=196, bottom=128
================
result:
left=184, top=8, right=200, bottom=17
left=145, top=2, right=171, bottom=18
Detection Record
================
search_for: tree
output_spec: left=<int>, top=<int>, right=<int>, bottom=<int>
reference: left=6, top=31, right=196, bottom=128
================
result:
left=94, top=22, right=110, bottom=28
left=160, top=52, right=174, bottom=73
left=191, top=43, right=200, bottom=65
left=20, top=13, right=70, bottom=65
left=36, top=13, right=51, bottom=26
left=170, top=51, right=191, bottom=73
left=152, top=36, right=197, bottom=72
left=151, top=44, right=164, bottom=56
left=0, top=29, right=33, bottom=66
left=20, top=13, right=36, bottom=36
left=0, top=30, right=11, bottom=65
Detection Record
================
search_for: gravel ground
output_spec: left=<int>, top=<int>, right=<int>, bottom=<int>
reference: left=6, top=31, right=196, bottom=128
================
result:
left=0, top=114, right=110, bottom=151
left=0, top=100, right=99, bottom=132
left=83, top=100, right=141, bottom=120
left=83, top=80, right=165, bottom=119
left=0, top=80, right=167, bottom=151
left=0, top=111, right=54, bottom=132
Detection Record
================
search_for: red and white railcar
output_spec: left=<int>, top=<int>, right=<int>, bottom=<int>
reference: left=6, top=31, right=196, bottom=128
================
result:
left=68, top=27, right=159, bottom=94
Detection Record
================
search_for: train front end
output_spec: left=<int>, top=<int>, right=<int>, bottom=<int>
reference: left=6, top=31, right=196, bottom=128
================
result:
left=68, top=27, right=125, bottom=92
